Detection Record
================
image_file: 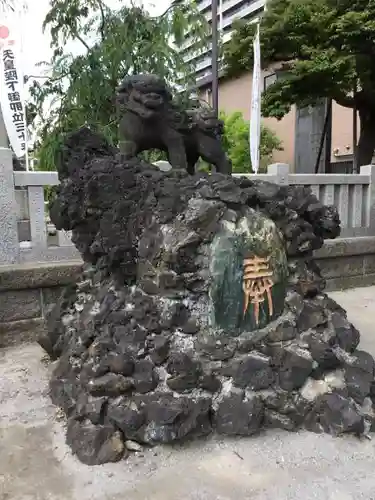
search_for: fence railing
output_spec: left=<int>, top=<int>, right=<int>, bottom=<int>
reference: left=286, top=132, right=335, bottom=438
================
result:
left=235, top=163, right=375, bottom=239
left=0, top=156, right=374, bottom=265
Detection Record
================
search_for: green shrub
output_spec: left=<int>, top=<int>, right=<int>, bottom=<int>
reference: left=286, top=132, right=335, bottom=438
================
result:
left=219, top=111, right=283, bottom=173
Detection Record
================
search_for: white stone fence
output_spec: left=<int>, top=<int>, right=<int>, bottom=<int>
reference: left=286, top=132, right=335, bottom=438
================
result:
left=0, top=156, right=374, bottom=265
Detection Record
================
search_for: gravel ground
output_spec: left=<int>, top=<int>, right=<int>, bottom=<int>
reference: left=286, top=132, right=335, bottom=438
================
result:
left=1, top=286, right=375, bottom=500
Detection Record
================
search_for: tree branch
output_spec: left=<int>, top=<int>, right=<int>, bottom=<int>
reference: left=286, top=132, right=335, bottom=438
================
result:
left=97, top=0, right=106, bottom=41
left=157, top=0, right=183, bottom=18
left=25, top=73, right=69, bottom=83
left=1, top=0, right=15, bottom=11
left=75, top=33, right=90, bottom=51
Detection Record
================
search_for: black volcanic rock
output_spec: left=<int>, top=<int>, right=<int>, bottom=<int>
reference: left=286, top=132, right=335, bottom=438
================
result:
left=231, top=352, right=274, bottom=390
left=39, top=127, right=375, bottom=465
left=215, top=393, right=264, bottom=436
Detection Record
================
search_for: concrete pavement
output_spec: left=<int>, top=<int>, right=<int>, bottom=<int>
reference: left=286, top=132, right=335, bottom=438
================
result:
left=1, top=286, right=375, bottom=500
left=330, top=286, right=375, bottom=355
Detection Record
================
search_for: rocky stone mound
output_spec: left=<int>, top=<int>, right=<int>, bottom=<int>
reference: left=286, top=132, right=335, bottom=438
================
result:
left=40, top=127, right=375, bottom=465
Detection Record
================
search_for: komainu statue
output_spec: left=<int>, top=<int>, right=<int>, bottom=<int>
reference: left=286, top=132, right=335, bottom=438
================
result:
left=116, top=74, right=232, bottom=175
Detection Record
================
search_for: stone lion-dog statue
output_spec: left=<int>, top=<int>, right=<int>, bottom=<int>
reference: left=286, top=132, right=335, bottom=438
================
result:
left=116, top=74, right=232, bottom=175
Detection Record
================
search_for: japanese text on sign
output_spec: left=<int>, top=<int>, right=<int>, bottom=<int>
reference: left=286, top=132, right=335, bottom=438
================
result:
left=0, top=47, right=27, bottom=155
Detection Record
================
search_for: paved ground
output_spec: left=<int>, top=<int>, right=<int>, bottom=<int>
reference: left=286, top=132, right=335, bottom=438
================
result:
left=1, top=286, right=375, bottom=500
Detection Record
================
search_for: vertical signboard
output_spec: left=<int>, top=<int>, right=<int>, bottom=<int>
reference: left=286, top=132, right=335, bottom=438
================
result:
left=0, top=20, right=27, bottom=158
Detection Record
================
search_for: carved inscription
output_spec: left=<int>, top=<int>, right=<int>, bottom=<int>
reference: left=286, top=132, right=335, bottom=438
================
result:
left=242, top=256, right=273, bottom=325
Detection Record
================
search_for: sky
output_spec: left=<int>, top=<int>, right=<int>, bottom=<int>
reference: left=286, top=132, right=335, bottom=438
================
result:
left=15, top=0, right=171, bottom=78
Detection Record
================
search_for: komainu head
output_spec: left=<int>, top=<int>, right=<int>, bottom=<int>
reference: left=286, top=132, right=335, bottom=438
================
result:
left=116, top=74, right=173, bottom=120
left=186, top=104, right=225, bottom=139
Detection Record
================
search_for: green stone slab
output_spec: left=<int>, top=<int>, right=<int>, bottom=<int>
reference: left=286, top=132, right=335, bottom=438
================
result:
left=209, top=208, right=288, bottom=334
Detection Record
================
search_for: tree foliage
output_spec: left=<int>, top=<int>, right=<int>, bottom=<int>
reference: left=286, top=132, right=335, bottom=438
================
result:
left=0, top=0, right=14, bottom=10
left=220, top=111, right=283, bottom=173
left=29, top=0, right=209, bottom=171
left=0, top=0, right=28, bottom=13
left=224, top=0, right=375, bottom=165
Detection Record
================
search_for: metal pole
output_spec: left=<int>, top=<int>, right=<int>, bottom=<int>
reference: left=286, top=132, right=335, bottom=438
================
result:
left=314, top=99, right=332, bottom=174
left=353, top=105, right=358, bottom=173
left=211, top=0, right=219, bottom=116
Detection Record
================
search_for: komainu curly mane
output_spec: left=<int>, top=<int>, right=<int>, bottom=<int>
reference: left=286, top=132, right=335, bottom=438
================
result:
left=116, top=74, right=173, bottom=119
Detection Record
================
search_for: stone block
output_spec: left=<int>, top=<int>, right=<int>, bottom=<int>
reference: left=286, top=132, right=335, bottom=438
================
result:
left=324, top=273, right=375, bottom=292
left=15, top=189, right=29, bottom=219
left=0, top=289, right=42, bottom=322
left=0, top=317, right=46, bottom=347
left=18, top=219, right=31, bottom=241
left=0, top=147, right=19, bottom=264
left=0, top=261, right=82, bottom=291
left=364, top=254, right=375, bottom=275
left=314, top=236, right=375, bottom=259
left=318, top=255, right=364, bottom=279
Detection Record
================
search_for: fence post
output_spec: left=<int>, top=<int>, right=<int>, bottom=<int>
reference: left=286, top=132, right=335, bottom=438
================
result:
left=28, top=185, right=48, bottom=249
left=360, top=164, right=375, bottom=235
left=267, top=163, right=290, bottom=185
left=0, top=147, right=19, bottom=265
left=57, top=230, right=73, bottom=246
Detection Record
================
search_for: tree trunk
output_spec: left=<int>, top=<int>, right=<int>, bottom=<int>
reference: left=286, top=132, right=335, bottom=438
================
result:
left=357, top=109, right=375, bottom=168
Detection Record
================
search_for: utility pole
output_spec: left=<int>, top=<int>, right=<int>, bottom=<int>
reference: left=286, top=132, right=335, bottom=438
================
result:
left=211, top=0, right=219, bottom=116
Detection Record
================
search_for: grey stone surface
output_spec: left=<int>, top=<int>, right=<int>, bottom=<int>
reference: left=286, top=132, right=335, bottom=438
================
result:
left=324, top=273, right=375, bottom=292
left=361, top=164, right=375, bottom=234
left=18, top=219, right=31, bottom=241
left=267, top=162, right=289, bottom=185
left=313, top=236, right=375, bottom=290
left=56, top=229, right=73, bottom=246
left=318, top=255, right=365, bottom=279
left=0, top=262, right=80, bottom=341
left=15, top=189, right=29, bottom=219
left=364, top=254, right=375, bottom=274
left=13, top=170, right=59, bottom=187
left=0, top=108, right=7, bottom=149
left=0, top=260, right=82, bottom=291
left=0, top=286, right=67, bottom=345
left=0, top=317, right=46, bottom=347
left=28, top=185, right=48, bottom=247
left=314, top=236, right=375, bottom=258
left=1, top=286, right=375, bottom=500
left=0, top=147, right=20, bottom=264
left=18, top=245, right=80, bottom=263
left=330, top=287, right=375, bottom=356
left=0, top=289, right=42, bottom=322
